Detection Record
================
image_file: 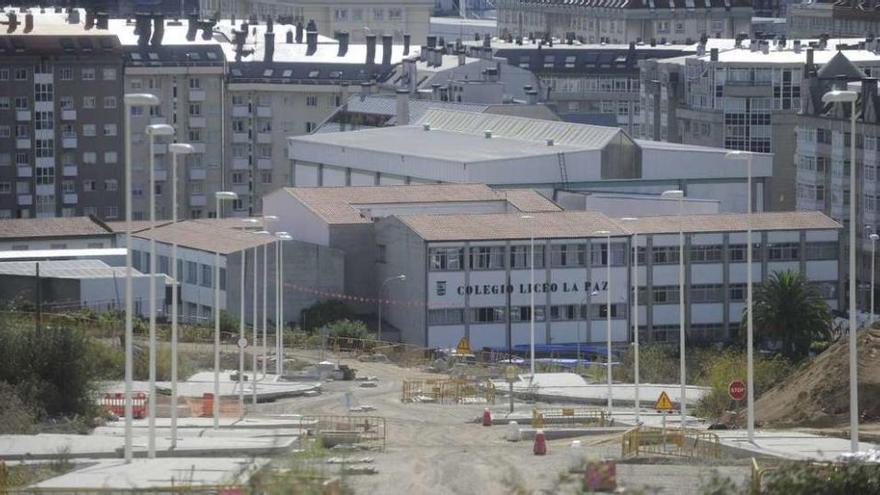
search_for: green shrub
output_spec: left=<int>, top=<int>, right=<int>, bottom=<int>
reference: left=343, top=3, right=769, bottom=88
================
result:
left=134, top=342, right=194, bottom=381
left=0, top=381, right=37, bottom=434
left=326, top=319, right=368, bottom=340
left=613, top=344, right=682, bottom=384
left=694, top=350, right=792, bottom=419
left=301, top=300, right=356, bottom=333
left=765, top=461, right=880, bottom=494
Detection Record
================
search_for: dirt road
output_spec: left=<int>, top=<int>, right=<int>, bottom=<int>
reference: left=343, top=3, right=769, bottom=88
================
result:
left=257, top=351, right=750, bottom=494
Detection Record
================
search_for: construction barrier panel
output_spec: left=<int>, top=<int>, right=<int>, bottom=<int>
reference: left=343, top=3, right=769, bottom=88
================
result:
left=98, top=392, right=146, bottom=419
left=620, top=426, right=720, bottom=460
left=301, top=415, right=386, bottom=452
left=531, top=407, right=607, bottom=428
left=401, top=379, right=495, bottom=404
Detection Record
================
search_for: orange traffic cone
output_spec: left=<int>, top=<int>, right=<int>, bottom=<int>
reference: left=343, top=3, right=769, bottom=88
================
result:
left=482, top=408, right=492, bottom=427
left=533, top=429, right=547, bottom=455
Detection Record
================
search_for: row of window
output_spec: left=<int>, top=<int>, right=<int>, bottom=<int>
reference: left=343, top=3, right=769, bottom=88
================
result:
left=0, top=95, right=117, bottom=111
left=0, top=67, right=116, bottom=82
left=427, top=303, right=627, bottom=326
left=428, top=241, right=837, bottom=272
left=132, top=251, right=227, bottom=290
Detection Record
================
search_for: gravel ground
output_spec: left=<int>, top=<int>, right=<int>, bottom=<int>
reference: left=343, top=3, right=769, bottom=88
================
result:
left=254, top=350, right=751, bottom=494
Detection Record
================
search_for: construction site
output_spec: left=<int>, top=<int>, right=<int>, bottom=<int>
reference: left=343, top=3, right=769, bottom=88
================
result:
left=1, top=323, right=879, bottom=494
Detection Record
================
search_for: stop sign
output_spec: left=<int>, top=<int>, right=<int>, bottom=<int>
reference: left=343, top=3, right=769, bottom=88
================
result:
left=728, top=380, right=746, bottom=401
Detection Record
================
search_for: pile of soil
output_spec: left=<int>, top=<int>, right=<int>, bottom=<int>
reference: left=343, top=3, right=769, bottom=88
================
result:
left=755, top=328, right=880, bottom=427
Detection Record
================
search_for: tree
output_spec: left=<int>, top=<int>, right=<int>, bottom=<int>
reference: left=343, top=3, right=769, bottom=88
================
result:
left=326, top=319, right=368, bottom=340
left=748, top=270, right=831, bottom=361
left=301, top=300, right=355, bottom=333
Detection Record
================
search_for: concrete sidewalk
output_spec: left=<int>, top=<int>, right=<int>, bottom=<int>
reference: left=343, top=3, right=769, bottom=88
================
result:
left=714, top=430, right=879, bottom=461
left=32, top=457, right=265, bottom=490
left=100, top=372, right=320, bottom=401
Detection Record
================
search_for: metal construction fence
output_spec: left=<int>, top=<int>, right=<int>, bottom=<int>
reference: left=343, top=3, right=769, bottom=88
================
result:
left=530, top=407, right=608, bottom=428
left=620, top=426, right=721, bottom=459
left=301, top=415, right=386, bottom=452
left=401, top=378, right=496, bottom=404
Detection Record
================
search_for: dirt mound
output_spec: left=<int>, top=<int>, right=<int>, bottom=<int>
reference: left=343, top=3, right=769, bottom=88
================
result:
left=755, top=328, right=880, bottom=427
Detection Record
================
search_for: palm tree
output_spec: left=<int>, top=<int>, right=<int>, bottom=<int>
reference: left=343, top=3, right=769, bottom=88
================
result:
left=748, top=270, right=831, bottom=361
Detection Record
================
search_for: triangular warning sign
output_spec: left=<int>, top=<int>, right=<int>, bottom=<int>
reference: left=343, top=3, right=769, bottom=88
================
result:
left=456, top=337, right=471, bottom=354
left=655, top=391, right=674, bottom=411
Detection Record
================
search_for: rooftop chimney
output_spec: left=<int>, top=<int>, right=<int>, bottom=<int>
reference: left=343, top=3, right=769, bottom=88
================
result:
left=396, top=89, right=410, bottom=125
left=285, top=30, right=293, bottom=43
left=483, top=33, right=491, bottom=48
left=381, top=35, right=393, bottom=65
left=484, top=130, right=493, bottom=139
left=24, top=12, right=33, bottom=32
left=84, top=10, right=95, bottom=29
left=710, top=48, right=718, bottom=61
left=336, top=31, right=349, bottom=56
left=403, top=33, right=410, bottom=55
left=426, top=35, right=436, bottom=48
left=526, top=89, right=538, bottom=105
left=67, top=9, right=79, bottom=24
left=360, top=81, right=371, bottom=100
left=264, top=31, right=275, bottom=62
left=306, top=30, right=318, bottom=56
left=151, top=15, right=164, bottom=46
left=366, top=34, right=377, bottom=65
left=794, top=40, right=802, bottom=53
left=863, top=77, right=879, bottom=124
left=186, top=13, right=198, bottom=41
left=306, top=19, right=316, bottom=31
left=806, top=48, right=814, bottom=73
left=431, top=83, right=440, bottom=100
left=458, top=50, right=466, bottom=66
left=761, top=41, right=769, bottom=54
left=295, top=21, right=303, bottom=43
left=135, top=14, right=151, bottom=47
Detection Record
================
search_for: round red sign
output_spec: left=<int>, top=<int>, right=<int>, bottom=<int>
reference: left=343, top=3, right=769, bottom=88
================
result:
left=728, top=380, right=747, bottom=401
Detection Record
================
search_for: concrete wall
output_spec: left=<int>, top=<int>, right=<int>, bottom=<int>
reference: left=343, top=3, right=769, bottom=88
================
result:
left=0, top=235, right=115, bottom=251
left=329, top=224, right=378, bottom=314
left=375, top=217, right=427, bottom=345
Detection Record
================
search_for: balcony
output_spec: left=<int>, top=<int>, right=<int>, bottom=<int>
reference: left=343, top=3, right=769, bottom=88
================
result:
left=16, top=166, right=32, bottom=178
left=232, top=132, right=249, bottom=144
left=63, top=165, right=78, bottom=176
left=189, top=167, right=206, bottom=180
left=61, top=110, right=77, bottom=121
left=34, top=73, right=53, bottom=84
left=257, top=158, right=272, bottom=170
left=17, top=194, right=32, bottom=206
left=232, top=157, right=249, bottom=170
left=189, top=89, right=206, bottom=102
left=62, top=137, right=77, bottom=148
left=256, top=106, right=272, bottom=118
left=63, top=193, right=78, bottom=204
left=190, top=143, right=205, bottom=153
left=189, top=193, right=207, bottom=207
left=16, top=110, right=31, bottom=121
left=232, top=105, right=250, bottom=117
left=36, top=157, right=54, bottom=168
left=256, top=132, right=272, bottom=144
left=16, top=139, right=31, bottom=149
left=189, top=116, right=206, bottom=128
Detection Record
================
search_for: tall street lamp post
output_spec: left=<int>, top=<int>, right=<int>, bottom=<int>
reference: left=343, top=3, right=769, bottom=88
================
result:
left=122, top=93, right=159, bottom=463
left=661, top=189, right=685, bottom=429
left=871, top=233, right=879, bottom=324
left=167, top=142, right=193, bottom=449
left=213, top=191, right=238, bottom=429
left=822, top=88, right=859, bottom=452
left=593, top=230, right=613, bottom=416
left=144, top=122, right=173, bottom=459
left=620, top=217, right=641, bottom=423
left=378, top=274, right=406, bottom=341
left=254, top=228, right=272, bottom=378
left=520, top=215, right=535, bottom=379
left=276, top=232, right=292, bottom=376
left=726, top=150, right=755, bottom=442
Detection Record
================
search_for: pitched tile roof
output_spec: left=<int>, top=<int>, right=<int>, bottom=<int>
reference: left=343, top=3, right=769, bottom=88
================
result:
left=132, top=220, right=276, bottom=254
left=282, top=184, right=561, bottom=224
left=619, top=210, right=842, bottom=235
left=0, top=217, right=112, bottom=240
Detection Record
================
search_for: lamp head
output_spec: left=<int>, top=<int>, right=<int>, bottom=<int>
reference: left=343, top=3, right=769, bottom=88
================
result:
left=263, top=215, right=279, bottom=221
left=725, top=150, right=752, bottom=160
left=124, top=93, right=159, bottom=106
left=396, top=274, right=407, bottom=281
left=619, top=217, right=638, bottom=222
left=592, top=230, right=611, bottom=236
left=872, top=233, right=880, bottom=241
left=520, top=214, right=534, bottom=219
left=146, top=123, right=174, bottom=136
left=169, top=143, right=194, bottom=154
left=215, top=191, right=238, bottom=201
left=242, top=218, right=260, bottom=225
left=821, top=89, right=858, bottom=103
left=277, top=234, right=293, bottom=241
left=661, top=190, right=684, bottom=199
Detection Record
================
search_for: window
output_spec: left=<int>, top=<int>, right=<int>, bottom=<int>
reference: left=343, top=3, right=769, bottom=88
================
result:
left=805, top=242, right=837, bottom=260
left=372, top=8, right=384, bottom=20
left=83, top=96, right=96, bottom=109
left=729, top=244, right=762, bottom=262
left=510, top=306, right=546, bottom=322
left=305, top=122, right=316, bottom=133
left=592, top=242, right=626, bottom=266
left=189, top=78, right=201, bottom=89
left=104, top=206, right=119, bottom=219
left=15, top=152, right=28, bottom=166
left=768, top=242, right=799, bottom=261
left=186, top=261, right=198, bottom=284
left=82, top=152, right=97, bottom=164
left=232, top=172, right=244, bottom=184
left=35, top=167, right=55, bottom=185
left=102, top=68, right=116, bottom=80
left=82, top=180, right=96, bottom=192
left=62, top=180, right=75, bottom=194
left=15, top=124, right=28, bottom=138
left=14, top=68, right=28, bottom=81
left=83, top=124, right=96, bottom=136
left=16, top=181, right=29, bottom=194
left=427, top=308, right=464, bottom=325
left=103, top=96, right=116, bottom=109
left=0, top=97, right=8, bottom=109
left=35, top=83, right=53, bottom=102
left=690, top=244, right=722, bottom=263
left=510, top=245, right=545, bottom=268
left=189, top=103, right=201, bottom=116
left=652, top=285, right=680, bottom=304
left=388, top=8, right=402, bottom=19
left=35, top=139, right=53, bottom=158
left=550, top=305, right=580, bottom=321
left=15, top=97, right=28, bottom=110
left=429, top=247, right=464, bottom=271
left=0, top=126, right=11, bottom=138
left=652, top=246, right=680, bottom=264
left=306, top=95, right=317, bottom=106
left=188, top=129, right=201, bottom=142
left=469, top=307, right=506, bottom=323
left=0, top=182, right=11, bottom=194
left=130, top=78, right=143, bottom=89
left=81, top=68, right=95, bottom=80
left=34, top=112, right=53, bottom=131
left=260, top=171, right=272, bottom=183
left=104, top=151, right=118, bottom=164
left=0, top=153, right=10, bottom=167
left=470, top=246, right=505, bottom=270
left=690, top=284, right=724, bottom=303
left=334, top=8, right=348, bottom=21
left=104, top=179, right=118, bottom=191
left=550, top=244, right=586, bottom=267
left=200, top=264, right=212, bottom=288
left=0, top=68, right=7, bottom=80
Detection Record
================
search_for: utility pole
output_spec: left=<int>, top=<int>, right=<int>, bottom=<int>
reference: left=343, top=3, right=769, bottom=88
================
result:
left=35, top=262, right=42, bottom=333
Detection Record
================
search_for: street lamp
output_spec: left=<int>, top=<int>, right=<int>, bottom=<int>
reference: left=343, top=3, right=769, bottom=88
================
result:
left=378, top=274, right=406, bottom=341
left=871, top=233, right=879, bottom=325
left=726, top=150, right=755, bottom=443
left=167, top=142, right=193, bottom=449
left=521, top=215, right=536, bottom=379
left=254, top=229, right=272, bottom=380
left=276, top=232, right=292, bottom=376
left=662, top=189, right=685, bottom=429
left=620, top=217, right=641, bottom=424
left=213, top=191, right=238, bottom=429
left=822, top=88, right=859, bottom=452
left=122, top=93, right=159, bottom=463
left=593, top=230, right=613, bottom=416
left=144, top=123, right=173, bottom=459
left=242, top=219, right=261, bottom=405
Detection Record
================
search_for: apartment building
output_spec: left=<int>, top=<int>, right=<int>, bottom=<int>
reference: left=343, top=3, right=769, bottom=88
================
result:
left=788, top=0, right=880, bottom=39
left=795, top=50, right=880, bottom=305
left=640, top=39, right=880, bottom=212
left=199, top=0, right=433, bottom=43
left=495, top=0, right=752, bottom=45
left=220, top=19, right=412, bottom=215
left=0, top=9, right=125, bottom=220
